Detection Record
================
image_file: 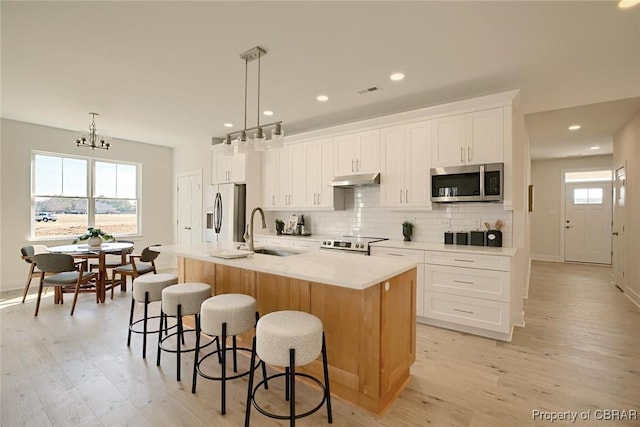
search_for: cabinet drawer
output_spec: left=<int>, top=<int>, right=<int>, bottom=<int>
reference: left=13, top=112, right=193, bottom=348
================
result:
left=425, top=264, right=509, bottom=302
left=291, top=240, right=321, bottom=250
left=370, top=247, right=425, bottom=262
left=424, top=251, right=510, bottom=271
left=425, top=292, right=509, bottom=333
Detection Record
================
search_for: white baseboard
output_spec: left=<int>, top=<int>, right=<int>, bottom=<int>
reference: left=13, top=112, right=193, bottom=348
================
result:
left=624, top=286, right=640, bottom=309
left=531, top=254, right=563, bottom=262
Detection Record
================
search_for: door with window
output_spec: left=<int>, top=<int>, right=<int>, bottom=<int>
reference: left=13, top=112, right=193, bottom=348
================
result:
left=564, top=183, right=612, bottom=264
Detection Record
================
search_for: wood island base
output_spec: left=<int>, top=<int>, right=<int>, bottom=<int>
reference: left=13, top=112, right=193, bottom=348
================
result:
left=178, top=256, right=417, bottom=414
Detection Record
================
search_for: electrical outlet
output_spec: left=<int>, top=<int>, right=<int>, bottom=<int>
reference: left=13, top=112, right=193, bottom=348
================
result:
left=440, top=218, right=451, bottom=228
left=472, top=219, right=482, bottom=230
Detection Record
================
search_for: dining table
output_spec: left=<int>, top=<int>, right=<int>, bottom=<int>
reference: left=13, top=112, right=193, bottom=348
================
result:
left=47, top=241, right=135, bottom=303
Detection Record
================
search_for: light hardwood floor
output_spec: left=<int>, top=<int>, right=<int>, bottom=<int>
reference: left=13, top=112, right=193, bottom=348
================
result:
left=1, top=261, right=639, bottom=426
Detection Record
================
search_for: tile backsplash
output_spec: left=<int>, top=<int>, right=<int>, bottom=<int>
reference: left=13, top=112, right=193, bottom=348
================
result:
left=264, top=187, right=513, bottom=246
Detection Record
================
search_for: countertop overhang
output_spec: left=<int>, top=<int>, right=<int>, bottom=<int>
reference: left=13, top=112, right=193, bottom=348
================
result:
left=154, top=243, right=419, bottom=290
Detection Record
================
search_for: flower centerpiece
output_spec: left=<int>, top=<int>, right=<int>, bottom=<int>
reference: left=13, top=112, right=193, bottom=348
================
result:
left=73, top=227, right=114, bottom=247
left=275, top=219, right=285, bottom=235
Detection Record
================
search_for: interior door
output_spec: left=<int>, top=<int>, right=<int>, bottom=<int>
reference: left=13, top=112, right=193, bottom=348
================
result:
left=177, top=172, right=202, bottom=245
left=612, top=166, right=626, bottom=290
left=564, top=182, right=612, bottom=264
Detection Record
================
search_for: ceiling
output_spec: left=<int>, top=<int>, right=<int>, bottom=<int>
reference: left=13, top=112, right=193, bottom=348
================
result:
left=2, top=1, right=639, bottom=159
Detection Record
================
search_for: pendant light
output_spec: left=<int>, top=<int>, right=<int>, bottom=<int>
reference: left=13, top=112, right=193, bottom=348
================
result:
left=222, top=46, right=283, bottom=156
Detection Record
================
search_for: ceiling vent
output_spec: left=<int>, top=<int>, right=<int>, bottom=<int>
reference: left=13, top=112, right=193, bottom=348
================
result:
left=357, top=86, right=380, bottom=94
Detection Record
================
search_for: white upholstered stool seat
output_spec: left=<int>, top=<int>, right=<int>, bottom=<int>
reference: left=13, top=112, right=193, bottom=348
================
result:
left=256, top=310, right=323, bottom=367
left=193, top=293, right=266, bottom=415
left=157, top=282, right=212, bottom=381
left=133, top=273, right=178, bottom=302
left=127, top=273, right=178, bottom=359
left=201, top=293, right=257, bottom=336
left=162, top=282, right=211, bottom=316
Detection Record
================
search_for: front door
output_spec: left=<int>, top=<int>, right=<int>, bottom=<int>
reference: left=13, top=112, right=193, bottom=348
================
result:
left=612, top=166, right=626, bottom=290
left=564, top=182, right=612, bottom=264
left=177, top=172, right=202, bottom=245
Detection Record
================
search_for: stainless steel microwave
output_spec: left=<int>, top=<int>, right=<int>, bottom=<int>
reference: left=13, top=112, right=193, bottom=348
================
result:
left=430, top=163, right=504, bottom=203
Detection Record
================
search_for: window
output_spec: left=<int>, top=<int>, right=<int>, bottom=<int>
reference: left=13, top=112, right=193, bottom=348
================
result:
left=565, top=170, right=612, bottom=183
left=573, top=188, right=603, bottom=205
left=32, top=152, right=140, bottom=239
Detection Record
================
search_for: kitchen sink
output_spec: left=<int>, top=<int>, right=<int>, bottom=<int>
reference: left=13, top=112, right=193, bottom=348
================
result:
left=254, top=248, right=300, bottom=257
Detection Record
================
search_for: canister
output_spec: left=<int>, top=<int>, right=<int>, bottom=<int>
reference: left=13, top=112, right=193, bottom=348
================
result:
left=486, top=230, right=503, bottom=247
left=455, top=232, right=468, bottom=245
left=470, top=231, right=486, bottom=246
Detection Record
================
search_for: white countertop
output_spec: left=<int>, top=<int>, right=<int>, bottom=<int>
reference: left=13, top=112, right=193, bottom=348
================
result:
left=371, top=240, right=517, bottom=256
left=154, top=243, right=419, bottom=290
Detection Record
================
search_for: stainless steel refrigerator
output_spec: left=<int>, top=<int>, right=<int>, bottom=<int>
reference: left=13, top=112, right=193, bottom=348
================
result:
left=205, top=183, right=246, bottom=243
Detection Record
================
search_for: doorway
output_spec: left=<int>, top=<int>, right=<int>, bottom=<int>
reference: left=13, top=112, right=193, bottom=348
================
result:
left=564, top=182, right=612, bottom=264
left=176, top=171, right=203, bottom=245
left=612, top=165, right=626, bottom=291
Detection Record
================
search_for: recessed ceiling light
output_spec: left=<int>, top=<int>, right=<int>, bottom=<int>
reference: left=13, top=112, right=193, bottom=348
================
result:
left=390, top=72, right=405, bottom=81
left=568, top=125, right=581, bottom=131
left=619, top=0, right=640, bottom=8
left=590, top=146, right=600, bottom=150
left=316, top=95, right=329, bottom=102
left=263, top=110, right=274, bottom=116
left=224, top=123, right=233, bottom=128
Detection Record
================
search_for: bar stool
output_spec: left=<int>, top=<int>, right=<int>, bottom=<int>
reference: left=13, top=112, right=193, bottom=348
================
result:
left=245, top=310, right=333, bottom=427
left=157, top=282, right=211, bottom=381
left=192, top=293, right=268, bottom=415
left=128, top=273, right=178, bottom=359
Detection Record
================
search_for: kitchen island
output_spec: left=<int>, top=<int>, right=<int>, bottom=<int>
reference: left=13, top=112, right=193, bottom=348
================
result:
left=154, top=243, right=419, bottom=414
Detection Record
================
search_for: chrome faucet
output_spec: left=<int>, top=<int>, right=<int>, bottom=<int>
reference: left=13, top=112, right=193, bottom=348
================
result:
left=247, top=207, right=267, bottom=252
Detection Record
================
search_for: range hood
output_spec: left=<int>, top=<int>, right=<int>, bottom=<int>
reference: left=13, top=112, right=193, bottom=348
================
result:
left=329, top=172, right=380, bottom=187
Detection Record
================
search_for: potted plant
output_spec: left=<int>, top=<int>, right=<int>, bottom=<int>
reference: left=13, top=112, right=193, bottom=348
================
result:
left=275, top=219, right=285, bottom=235
left=73, top=227, right=114, bottom=247
left=402, top=220, right=414, bottom=242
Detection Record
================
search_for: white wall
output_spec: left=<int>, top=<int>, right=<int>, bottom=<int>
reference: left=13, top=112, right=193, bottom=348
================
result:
left=263, top=186, right=513, bottom=246
left=0, top=119, right=174, bottom=291
left=530, top=154, right=613, bottom=261
left=613, top=111, right=640, bottom=307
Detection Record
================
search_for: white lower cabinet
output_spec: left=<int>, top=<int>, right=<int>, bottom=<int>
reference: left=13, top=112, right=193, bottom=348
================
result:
left=370, top=247, right=425, bottom=319
left=424, top=250, right=512, bottom=339
left=424, top=293, right=509, bottom=333
left=372, top=243, right=514, bottom=340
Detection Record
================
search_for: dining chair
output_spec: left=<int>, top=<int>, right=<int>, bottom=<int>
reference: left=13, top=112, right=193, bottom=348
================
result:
left=32, top=253, right=98, bottom=316
left=20, top=245, right=50, bottom=303
left=110, top=245, right=160, bottom=299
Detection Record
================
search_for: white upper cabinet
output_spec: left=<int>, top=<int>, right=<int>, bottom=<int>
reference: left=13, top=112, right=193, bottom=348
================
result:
left=466, top=108, right=504, bottom=165
left=211, top=144, right=246, bottom=184
left=334, top=130, right=380, bottom=175
left=290, top=144, right=306, bottom=207
left=306, top=138, right=336, bottom=208
left=431, top=107, right=503, bottom=167
left=380, top=121, right=432, bottom=208
left=262, top=149, right=279, bottom=208
left=278, top=146, right=293, bottom=208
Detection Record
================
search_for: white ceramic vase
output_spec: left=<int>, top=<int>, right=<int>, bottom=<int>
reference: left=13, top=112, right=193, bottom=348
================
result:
left=88, top=236, right=102, bottom=247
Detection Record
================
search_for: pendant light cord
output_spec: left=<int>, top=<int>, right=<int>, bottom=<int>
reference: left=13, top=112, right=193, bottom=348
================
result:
left=243, top=57, right=248, bottom=132
left=257, top=51, right=261, bottom=130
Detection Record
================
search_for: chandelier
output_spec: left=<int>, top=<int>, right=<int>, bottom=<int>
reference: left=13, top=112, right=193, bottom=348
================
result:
left=75, top=113, right=110, bottom=150
left=223, top=46, right=283, bottom=156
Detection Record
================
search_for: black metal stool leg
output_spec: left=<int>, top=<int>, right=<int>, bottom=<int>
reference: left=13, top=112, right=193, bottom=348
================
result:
left=233, top=335, right=238, bottom=373
left=244, top=336, right=257, bottom=427
left=176, top=304, right=182, bottom=381
left=156, top=310, right=164, bottom=366
left=221, top=322, right=227, bottom=415
left=191, top=313, right=201, bottom=393
left=285, top=367, right=290, bottom=401
left=127, top=296, right=135, bottom=347
left=290, top=348, right=296, bottom=427
left=322, top=333, right=333, bottom=423
left=142, top=291, right=149, bottom=359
